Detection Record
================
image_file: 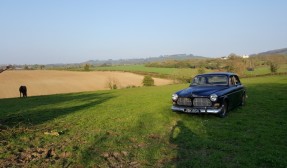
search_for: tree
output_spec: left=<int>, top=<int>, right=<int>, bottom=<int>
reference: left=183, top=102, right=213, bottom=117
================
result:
left=40, top=65, right=45, bottom=70
left=106, top=77, right=120, bottom=89
left=84, top=64, right=90, bottom=71
left=270, top=62, right=278, bottom=73
left=197, top=67, right=205, bottom=74
left=142, top=76, right=154, bottom=86
left=172, top=69, right=195, bottom=83
left=224, top=54, right=246, bottom=76
left=24, top=65, right=29, bottom=70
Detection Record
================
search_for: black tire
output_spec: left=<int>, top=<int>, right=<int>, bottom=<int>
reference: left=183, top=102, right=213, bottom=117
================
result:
left=218, top=101, right=228, bottom=118
left=240, top=94, right=246, bottom=106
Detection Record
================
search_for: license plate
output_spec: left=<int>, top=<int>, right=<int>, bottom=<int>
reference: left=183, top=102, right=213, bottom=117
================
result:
left=192, top=109, right=199, bottom=113
left=186, top=109, right=199, bottom=113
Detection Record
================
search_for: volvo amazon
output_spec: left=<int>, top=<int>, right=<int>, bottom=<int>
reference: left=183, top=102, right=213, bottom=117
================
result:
left=171, top=72, right=246, bottom=117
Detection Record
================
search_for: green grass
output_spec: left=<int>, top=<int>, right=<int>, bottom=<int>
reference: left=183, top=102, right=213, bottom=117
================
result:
left=94, top=64, right=287, bottom=79
left=244, top=64, right=287, bottom=76
left=0, top=75, right=287, bottom=167
left=93, top=64, right=177, bottom=75
left=52, top=63, right=287, bottom=81
left=93, top=64, right=214, bottom=80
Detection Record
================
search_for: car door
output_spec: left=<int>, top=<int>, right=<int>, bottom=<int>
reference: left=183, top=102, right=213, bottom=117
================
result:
left=233, top=75, right=244, bottom=105
left=227, top=75, right=238, bottom=108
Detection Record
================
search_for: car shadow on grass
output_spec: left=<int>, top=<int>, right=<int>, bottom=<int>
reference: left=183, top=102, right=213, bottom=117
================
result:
left=0, top=92, right=115, bottom=127
left=166, top=82, right=287, bottom=168
left=167, top=120, right=208, bottom=167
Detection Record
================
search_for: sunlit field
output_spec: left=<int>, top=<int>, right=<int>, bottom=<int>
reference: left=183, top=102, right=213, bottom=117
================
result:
left=0, top=75, right=286, bottom=167
left=94, top=64, right=177, bottom=75
left=93, top=64, right=287, bottom=77
left=0, top=70, right=172, bottom=99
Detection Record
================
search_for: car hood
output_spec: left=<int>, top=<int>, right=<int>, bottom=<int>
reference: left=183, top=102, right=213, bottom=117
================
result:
left=176, top=86, right=227, bottom=97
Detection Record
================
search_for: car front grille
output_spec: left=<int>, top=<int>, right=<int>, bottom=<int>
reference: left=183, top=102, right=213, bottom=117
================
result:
left=177, top=97, right=192, bottom=106
left=193, top=98, right=212, bottom=107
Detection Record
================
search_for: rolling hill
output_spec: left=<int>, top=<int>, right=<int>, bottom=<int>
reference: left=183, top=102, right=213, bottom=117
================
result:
left=251, top=48, right=287, bottom=56
left=82, top=54, right=206, bottom=66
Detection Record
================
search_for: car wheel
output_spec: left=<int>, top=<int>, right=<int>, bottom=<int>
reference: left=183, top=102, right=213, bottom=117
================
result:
left=240, top=94, right=246, bottom=106
left=218, top=101, right=228, bottom=118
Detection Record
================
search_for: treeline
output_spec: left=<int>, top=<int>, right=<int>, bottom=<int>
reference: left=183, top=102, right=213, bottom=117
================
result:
left=1, top=64, right=46, bottom=70
left=145, top=54, right=287, bottom=76
left=145, top=59, right=204, bottom=68
left=222, top=54, right=287, bottom=75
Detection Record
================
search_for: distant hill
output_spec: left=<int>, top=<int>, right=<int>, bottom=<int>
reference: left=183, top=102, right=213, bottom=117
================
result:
left=83, top=54, right=206, bottom=66
left=251, top=48, right=287, bottom=56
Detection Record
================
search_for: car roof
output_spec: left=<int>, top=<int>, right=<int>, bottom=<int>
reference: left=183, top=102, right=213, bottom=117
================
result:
left=196, top=72, right=236, bottom=77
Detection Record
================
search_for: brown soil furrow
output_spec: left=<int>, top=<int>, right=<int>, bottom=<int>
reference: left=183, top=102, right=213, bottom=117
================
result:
left=0, top=70, right=172, bottom=99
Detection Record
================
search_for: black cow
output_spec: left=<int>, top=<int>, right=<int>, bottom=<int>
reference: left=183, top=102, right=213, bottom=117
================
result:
left=19, top=86, right=27, bottom=97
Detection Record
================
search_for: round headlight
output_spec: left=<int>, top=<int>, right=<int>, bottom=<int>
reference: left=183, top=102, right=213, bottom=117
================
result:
left=172, top=94, right=178, bottom=101
left=210, top=94, right=218, bottom=102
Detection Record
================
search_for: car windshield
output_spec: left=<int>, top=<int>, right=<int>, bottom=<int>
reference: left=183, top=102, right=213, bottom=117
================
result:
left=191, top=75, right=228, bottom=86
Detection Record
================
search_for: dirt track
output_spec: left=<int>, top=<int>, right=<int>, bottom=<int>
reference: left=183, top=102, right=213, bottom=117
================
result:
left=0, top=70, right=172, bottom=99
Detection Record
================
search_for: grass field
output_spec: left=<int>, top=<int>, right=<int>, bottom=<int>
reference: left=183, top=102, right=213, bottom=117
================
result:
left=0, top=75, right=287, bottom=167
left=93, top=64, right=287, bottom=78
left=244, top=64, right=287, bottom=76
left=94, top=64, right=177, bottom=75
left=93, top=64, right=214, bottom=80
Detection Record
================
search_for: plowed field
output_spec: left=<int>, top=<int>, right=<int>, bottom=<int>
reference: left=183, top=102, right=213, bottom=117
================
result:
left=0, top=70, right=172, bottom=98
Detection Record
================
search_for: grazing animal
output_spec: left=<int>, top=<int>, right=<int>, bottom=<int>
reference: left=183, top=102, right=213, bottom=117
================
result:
left=19, top=86, right=27, bottom=97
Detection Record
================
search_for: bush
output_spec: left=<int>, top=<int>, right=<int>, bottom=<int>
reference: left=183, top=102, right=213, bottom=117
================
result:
left=224, top=55, right=246, bottom=76
left=197, top=67, right=206, bottom=74
left=270, top=62, right=278, bottom=73
left=126, top=85, right=137, bottom=89
left=171, top=69, right=196, bottom=83
left=106, top=77, right=120, bottom=89
left=142, top=76, right=154, bottom=86
left=84, top=64, right=90, bottom=71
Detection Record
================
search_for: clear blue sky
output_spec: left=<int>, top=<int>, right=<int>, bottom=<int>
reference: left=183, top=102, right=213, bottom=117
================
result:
left=1, top=0, right=287, bottom=64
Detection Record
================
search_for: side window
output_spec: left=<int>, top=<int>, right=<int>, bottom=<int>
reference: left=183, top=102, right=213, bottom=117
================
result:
left=229, top=75, right=241, bottom=86
left=234, top=75, right=241, bottom=85
left=229, top=76, right=234, bottom=86
left=199, top=77, right=206, bottom=85
left=229, top=75, right=238, bottom=86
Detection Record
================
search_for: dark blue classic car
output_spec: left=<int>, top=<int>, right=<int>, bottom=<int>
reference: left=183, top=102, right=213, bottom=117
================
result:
left=172, top=72, right=246, bottom=117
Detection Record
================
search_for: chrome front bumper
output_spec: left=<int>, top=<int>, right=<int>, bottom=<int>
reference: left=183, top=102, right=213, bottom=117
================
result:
left=171, top=105, right=223, bottom=114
